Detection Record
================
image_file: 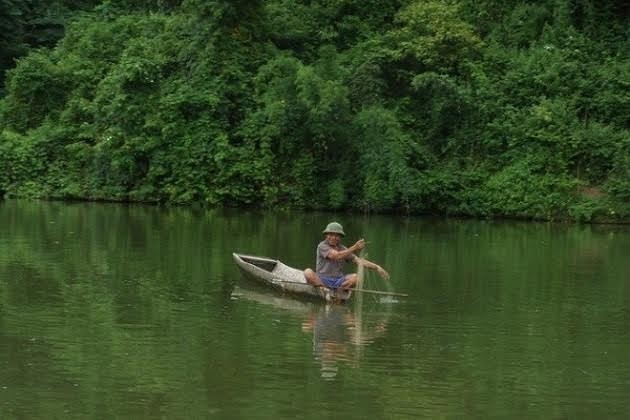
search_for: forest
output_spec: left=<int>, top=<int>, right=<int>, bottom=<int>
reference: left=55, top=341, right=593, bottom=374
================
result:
left=0, top=0, right=628, bottom=221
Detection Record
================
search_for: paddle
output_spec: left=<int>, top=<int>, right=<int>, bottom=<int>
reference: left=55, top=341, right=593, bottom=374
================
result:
left=271, top=278, right=408, bottom=297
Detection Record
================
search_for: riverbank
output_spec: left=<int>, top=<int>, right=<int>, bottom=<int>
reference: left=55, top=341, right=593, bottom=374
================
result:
left=1, top=194, right=628, bottom=225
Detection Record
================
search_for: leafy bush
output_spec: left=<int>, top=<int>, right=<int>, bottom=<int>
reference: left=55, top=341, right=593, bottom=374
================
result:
left=0, top=0, right=627, bottom=221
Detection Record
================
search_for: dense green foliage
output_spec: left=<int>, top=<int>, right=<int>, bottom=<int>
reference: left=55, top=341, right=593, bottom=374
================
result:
left=0, top=0, right=100, bottom=91
left=0, top=0, right=628, bottom=221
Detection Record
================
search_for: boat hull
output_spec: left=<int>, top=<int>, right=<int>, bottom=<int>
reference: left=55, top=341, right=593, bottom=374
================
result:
left=232, top=253, right=352, bottom=302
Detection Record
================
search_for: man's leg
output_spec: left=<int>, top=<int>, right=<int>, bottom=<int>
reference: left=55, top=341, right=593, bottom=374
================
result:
left=304, top=268, right=325, bottom=287
left=341, top=273, right=358, bottom=289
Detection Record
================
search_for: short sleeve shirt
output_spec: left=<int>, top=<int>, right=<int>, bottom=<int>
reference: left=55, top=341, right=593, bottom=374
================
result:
left=316, top=240, right=356, bottom=277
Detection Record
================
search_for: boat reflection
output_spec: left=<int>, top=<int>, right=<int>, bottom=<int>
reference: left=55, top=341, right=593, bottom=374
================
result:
left=232, top=285, right=388, bottom=379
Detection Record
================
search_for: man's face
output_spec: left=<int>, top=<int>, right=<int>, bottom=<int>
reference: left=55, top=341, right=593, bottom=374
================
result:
left=325, top=233, right=341, bottom=246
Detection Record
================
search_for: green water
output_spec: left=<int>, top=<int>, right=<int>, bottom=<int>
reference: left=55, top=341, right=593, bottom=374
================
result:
left=1, top=200, right=629, bottom=418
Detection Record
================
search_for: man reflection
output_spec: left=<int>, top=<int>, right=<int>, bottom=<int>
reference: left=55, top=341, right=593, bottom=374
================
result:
left=232, top=286, right=388, bottom=379
left=301, top=305, right=386, bottom=379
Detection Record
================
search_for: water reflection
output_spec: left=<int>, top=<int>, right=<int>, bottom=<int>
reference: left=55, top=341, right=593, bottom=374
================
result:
left=3, top=200, right=630, bottom=418
left=232, top=286, right=388, bottom=379
left=301, top=304, right=387, bottom=379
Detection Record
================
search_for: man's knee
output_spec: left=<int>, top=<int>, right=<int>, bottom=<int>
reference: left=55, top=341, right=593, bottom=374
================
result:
left=304, top=268, right=316, bottom=283
left=342, top=274, right=358, bottom=288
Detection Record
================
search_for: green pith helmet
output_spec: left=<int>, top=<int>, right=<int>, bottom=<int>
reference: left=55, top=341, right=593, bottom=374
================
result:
left=323, top=222, right=345, bottom=237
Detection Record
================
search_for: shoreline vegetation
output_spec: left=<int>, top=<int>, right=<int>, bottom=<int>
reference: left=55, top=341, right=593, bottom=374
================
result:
left=2, top=197, right=628, bottom=226
left=1, top=1, right=628, bottom=223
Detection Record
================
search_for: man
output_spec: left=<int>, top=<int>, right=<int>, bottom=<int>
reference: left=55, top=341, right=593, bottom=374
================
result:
left=304, top=222, right=390, bottom=290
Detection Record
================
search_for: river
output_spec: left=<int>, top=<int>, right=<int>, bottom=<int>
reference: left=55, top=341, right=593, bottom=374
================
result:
left=1, top=200, right=629, bottom=418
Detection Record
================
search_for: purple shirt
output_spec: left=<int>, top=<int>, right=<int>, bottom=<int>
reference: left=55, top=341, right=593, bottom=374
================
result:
left=316, top=240, right=356, bottom=277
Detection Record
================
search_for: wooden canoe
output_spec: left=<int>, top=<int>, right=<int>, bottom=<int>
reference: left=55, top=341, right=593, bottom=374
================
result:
left=232, top=253, right=352, bottom=303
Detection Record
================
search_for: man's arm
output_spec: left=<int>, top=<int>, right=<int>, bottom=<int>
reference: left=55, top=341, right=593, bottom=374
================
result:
left=326, top=239, right=365, bottom=261
left=355, top=256, right=390, bottom=280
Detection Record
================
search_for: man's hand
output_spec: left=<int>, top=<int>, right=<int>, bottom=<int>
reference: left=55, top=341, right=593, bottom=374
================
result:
left=353, top=238, right=366, bottom=251
left=376, top=266, right=390, bottom=280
